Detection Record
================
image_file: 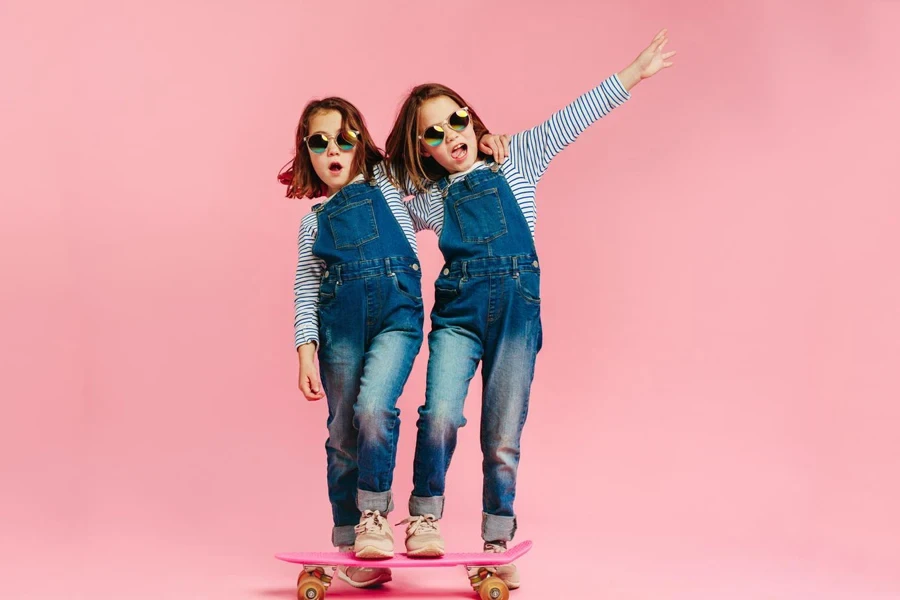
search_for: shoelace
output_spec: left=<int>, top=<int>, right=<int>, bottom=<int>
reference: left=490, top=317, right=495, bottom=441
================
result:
left=354, top=510, right=386, bottom=534
left=397, top=514, right=439, bottom=535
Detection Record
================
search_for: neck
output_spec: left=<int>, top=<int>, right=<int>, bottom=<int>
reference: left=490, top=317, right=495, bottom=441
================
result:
left=326, top=170, right=362, bottom=198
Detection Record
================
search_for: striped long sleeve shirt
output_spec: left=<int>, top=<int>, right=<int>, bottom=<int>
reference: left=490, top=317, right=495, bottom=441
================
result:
left=407, top=74, right=630, bottom=238
left=293, top=162, right=418, bottom=348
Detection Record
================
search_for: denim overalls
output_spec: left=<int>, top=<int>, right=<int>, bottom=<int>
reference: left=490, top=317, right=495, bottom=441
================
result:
left=314, top=178, right=424, bottom=547
left=409, top=166, right=542, bottom=543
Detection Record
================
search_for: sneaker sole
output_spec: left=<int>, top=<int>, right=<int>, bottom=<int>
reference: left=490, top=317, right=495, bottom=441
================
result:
left=336, top=569, right=392, bottom=588
left=354, top=545, right=394, bottom=560
left=406, top=544, right=445, bottom=558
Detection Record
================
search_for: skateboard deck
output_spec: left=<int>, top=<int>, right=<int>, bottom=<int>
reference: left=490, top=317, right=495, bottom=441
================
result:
left=276, top=539, right=532, bottom=568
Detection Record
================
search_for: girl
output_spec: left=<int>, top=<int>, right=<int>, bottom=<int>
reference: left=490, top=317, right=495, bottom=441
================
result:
left=384, top=30, right=676, bottom=589
left=281, top=97, right=507, bottom=589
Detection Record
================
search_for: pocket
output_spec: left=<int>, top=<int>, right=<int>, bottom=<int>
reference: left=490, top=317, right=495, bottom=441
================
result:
left=317, top=279, right=338, bottom=308
left=391, top=271, right=423, bottom=303
left=327, top=199, right=379, bottom=249
left=515, top=271, right=541, bottom=304
left=453, top=188, right=507, bottom=244
left=433, top=276, right=461, bottom=306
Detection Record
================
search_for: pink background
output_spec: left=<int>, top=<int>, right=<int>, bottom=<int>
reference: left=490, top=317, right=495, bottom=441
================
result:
left=3, top=0, right=899, bottom=598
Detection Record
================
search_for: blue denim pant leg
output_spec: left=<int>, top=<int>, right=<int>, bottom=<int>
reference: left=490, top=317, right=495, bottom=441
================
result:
left=354, top=296, right=423, bottom=513
left=320, top=344, right=364, bottom=548
left=318, top=286, right=367, bottom=548
left=479, top=273, right=542, bottom=542
left=409, top=324, right=482, bottom=518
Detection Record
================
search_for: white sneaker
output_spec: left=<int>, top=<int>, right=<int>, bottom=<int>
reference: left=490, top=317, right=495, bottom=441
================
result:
left=353, top=510, right=395, bottom=559
left=399, top=514, right=445, bottom=557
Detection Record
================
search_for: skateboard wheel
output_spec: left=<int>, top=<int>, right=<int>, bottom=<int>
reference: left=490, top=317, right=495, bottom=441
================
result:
left=298, top=568, right=332, bottom=587
left=297, top=572, right=326, bottom=600
left=469, top=566, right=494, bottom=587
left=478, top=576, right=509, bottom=600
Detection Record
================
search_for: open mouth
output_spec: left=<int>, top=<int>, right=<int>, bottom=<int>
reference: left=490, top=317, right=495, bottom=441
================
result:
left=450, top=142, right=468, bottom=160
left=328, top=161, right=343, bottom=175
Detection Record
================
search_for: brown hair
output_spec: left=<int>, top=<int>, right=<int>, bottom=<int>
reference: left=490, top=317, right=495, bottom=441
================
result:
left=385, top=83, right=490, bottom=194
left=278, top=97, right=384, bottom=199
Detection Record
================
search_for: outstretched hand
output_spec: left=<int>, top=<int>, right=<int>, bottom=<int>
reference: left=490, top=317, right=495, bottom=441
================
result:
left=618, top=29, right=677, bottom=90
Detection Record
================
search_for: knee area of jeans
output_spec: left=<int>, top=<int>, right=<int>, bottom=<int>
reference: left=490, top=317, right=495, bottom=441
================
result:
left=327, top=412, right=356, bottom=434
left=354, top=404, right=399, bottom=429
left=483, top=440, right=520, bottom=464
left=325, top=423, right=356, bottom=446
left=421, top=407, right=466, bottom=436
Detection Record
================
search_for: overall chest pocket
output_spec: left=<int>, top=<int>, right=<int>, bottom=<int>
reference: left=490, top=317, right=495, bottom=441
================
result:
left=453, top=188, right=507, bottom=244
left=327, top=199, right=379, bottom=249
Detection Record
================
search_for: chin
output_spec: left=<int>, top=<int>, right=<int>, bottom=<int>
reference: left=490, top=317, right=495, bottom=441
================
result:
left=441, top=155, right=471, bottom=174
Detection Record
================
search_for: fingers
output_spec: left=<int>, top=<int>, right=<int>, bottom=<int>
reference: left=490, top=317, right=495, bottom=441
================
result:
left=300, top=373, right=326, bottom=401
left=309, top=372, right=324, bottom=397
left=663, top=49, right=676, bottom=68
left=651, top=29, right=669, bottom=51
left=299, top=376, right=314, bottom=399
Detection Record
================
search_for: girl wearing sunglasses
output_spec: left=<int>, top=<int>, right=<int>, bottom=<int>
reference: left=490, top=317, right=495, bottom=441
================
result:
left=279, top=97, right=508, bottom=589
left=384, top=30, right=676, bottom=589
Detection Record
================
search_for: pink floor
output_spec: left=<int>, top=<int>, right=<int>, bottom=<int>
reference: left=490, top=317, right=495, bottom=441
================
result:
left=6, top=520, right=899, bottom=599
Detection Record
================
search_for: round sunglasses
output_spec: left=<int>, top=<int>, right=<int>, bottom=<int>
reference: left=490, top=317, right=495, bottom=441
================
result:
left=419, top=108, right=470, bottom=147
left=303, top=129, right=360, bottom=154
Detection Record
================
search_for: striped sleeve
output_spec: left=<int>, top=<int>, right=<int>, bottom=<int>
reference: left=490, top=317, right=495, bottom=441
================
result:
left=293, top=211, right=325, bottom=349
left=380, top=162, right=434, bottom=234
left=406, top=188, right=442, bottom=234
left=374, top=163, right=419, bottom=254
left=510, top=74, right=631, bottom=185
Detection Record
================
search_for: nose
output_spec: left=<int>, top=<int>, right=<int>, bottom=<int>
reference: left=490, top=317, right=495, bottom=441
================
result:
left=443, top=127, right=460, bottom=146
left=326, top=138, right=341, bottom=156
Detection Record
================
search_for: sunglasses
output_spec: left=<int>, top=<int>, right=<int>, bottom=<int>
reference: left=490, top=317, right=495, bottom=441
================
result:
left=419, top=108, right=470, bottom=147
left=303, top=129, right=360, bottom=154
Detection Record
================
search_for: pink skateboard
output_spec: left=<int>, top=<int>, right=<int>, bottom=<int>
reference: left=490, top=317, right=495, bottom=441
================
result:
left=276, top=540, right=532, bottom=600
